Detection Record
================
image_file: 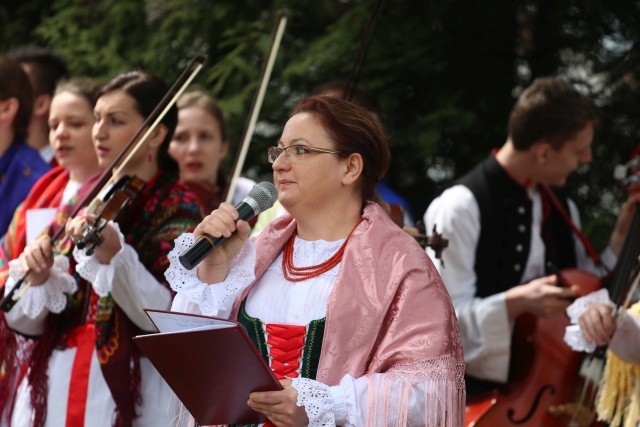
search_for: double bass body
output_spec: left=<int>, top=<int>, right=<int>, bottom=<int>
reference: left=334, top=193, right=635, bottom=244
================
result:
left=465, top=268, right=602, bottom=427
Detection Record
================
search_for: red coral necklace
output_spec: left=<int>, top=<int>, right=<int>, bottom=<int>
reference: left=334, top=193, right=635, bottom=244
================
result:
left=282, top=219, right=363, bottom=282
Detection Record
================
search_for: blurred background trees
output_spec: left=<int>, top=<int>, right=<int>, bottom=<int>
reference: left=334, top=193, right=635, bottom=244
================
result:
left=2, top=0, right=639, bottom=248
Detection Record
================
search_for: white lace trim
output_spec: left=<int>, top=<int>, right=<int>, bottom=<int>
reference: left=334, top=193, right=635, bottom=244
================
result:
left=291, top=377, right=336, bottom=426
left=73, top=221, right=132, bottom=297
left=164, top=233, right=257, bottom=317
left=7, top=255, right=77, bottom=318
left=564, top=288, right=615, bottom=352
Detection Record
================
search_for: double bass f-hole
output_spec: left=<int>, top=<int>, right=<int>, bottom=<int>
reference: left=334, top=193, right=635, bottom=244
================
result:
left=507, top=385, right=555, bottom=424
left=77, top=176, right=147, bottom=255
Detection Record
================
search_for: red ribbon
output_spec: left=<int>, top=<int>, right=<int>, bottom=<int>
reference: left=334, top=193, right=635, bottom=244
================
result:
left=65, top=323, right=96, bottom=427
left=264, top=324, right=306, bottom=426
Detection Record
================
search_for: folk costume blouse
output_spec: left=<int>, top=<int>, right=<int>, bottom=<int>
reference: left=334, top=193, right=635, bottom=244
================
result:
left=0, top=166, right=78, bottom=284
left=0, top=165, right=86, bottom=424
left=2, top=171, right=202, bottom=427
left=167, top=202, right=466, bottom=426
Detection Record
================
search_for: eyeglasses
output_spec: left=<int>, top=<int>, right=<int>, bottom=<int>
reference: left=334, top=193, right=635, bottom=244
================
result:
left=267, top=145, right=342, bottom=164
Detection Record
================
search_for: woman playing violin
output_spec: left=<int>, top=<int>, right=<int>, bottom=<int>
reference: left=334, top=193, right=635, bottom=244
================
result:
left=166, top=96, right=465, bottom=426
left=3, top=71, right=203, bottom=426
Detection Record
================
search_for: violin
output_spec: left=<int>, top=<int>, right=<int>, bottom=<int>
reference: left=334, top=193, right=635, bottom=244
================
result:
left=384, top=202, right=449, bottom=257
left=0, top=56, right=206, bottom=313
left=75, top=176, right=147, bottom=255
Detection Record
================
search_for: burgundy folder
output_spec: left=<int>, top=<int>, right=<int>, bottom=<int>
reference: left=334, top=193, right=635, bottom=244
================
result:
left=133, top=309, right=282, bottom=425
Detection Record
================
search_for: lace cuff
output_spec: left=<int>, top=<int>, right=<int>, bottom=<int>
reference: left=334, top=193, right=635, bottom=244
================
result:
left=566, top=288, right=614, bottom=324
left=73, top=221, right=131, bottom=297
left=564, top=288, right=615, bottom=353
left=164, top=233, right=256, bottom=317
left=7, top=256, right=77, bottom=318
left=291, top=377, right=336, bottom=426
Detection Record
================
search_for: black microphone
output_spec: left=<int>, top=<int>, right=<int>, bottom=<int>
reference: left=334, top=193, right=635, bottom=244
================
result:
left=179, top=181, right=278, bottom=270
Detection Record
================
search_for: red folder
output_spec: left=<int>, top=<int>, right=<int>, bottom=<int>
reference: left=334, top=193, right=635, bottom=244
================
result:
left=133, top=309, right=282, bottom=425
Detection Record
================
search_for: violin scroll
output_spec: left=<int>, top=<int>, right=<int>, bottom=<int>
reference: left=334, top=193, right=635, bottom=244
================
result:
left=406, top=219, right=449, bottom=260
left=424, top=224, right=449, bottom=260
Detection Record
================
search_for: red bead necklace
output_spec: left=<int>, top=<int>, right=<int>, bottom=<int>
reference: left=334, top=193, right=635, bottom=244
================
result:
left=282, top=219, right=363, bottom=282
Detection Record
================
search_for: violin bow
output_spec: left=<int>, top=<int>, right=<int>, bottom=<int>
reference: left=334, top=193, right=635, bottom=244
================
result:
left=0, top=55, right=206, bottom=312
left=223, top=10, right=288, bottom=204
left=343, top=0, right=386, bottom=103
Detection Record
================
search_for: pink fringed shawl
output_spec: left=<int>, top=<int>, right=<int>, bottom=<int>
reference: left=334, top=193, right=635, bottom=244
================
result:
left=230, top=202, right=466, bottom=426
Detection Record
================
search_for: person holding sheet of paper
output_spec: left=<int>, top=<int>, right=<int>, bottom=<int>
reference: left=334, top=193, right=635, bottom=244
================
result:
left=0, top=77, right=102, bottom=287
left=0, top=77, right=102, bottom=423
left=166, top=95, right=465, bottom=427
left=1, top=71, right=203, bottom=427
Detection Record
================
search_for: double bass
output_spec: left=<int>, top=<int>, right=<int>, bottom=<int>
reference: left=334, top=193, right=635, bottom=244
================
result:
left=465, top=268, right=601, bottom=427
left=466, top=155, right=640, bottom=426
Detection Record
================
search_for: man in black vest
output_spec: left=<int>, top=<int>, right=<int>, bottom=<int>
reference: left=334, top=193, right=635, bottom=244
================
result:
left=423, top=77, right=640, bottom=398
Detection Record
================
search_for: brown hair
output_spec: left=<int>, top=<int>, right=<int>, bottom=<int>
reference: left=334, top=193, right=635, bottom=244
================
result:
left=0, top=55, right=33, bottom=141
left=100, top=71, right=178, bottom=174
left=6, top=47, right=69, bottom=96
left=177, top=90, right=228, bottom=141
left=291, top=96, right=390, bottom=203
left=54, top=77, right=102, bottom=110
left=508, top=77, right=599, bottom=151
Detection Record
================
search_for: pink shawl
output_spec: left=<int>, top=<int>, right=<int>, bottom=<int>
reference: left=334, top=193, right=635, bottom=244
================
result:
left=231, top=202, right=465, bottom=426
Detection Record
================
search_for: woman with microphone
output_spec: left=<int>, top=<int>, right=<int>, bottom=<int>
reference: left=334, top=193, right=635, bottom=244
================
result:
left=166, top=95, right=465, bottom=426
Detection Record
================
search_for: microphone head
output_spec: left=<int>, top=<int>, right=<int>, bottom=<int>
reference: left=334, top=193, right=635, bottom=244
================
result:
left=247, top=182, right=278, bottom=214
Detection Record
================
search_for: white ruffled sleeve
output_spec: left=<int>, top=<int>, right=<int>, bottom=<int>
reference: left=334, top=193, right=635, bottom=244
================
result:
left=4, top=255, right=77, bottom=336
left=165, top=233, right=256, bottom=318
left=290, top=377, right=336, bottom=426
left=73, top=221, right=172, bottom=331
left=564, top=288, right=615, bottom=352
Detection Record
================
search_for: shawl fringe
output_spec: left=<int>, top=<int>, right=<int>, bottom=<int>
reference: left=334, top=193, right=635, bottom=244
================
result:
left=366, top=356, right=465, bottom=427
left=0, top=314, right=18, bottom=425
left=29, top=316, right=58, bottom=427
left=595, top=303, right=640, bottom=427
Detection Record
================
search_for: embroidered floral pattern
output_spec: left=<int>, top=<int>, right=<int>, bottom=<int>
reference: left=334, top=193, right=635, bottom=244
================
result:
left=291, top=377, right=336, bottom=426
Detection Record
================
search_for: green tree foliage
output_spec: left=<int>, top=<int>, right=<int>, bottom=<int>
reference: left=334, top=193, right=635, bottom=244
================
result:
left=1, top=0, right=639, bottom=248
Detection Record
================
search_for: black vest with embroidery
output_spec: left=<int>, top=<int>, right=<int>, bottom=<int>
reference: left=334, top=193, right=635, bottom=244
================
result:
left=457, top=155, right=577, bottom=298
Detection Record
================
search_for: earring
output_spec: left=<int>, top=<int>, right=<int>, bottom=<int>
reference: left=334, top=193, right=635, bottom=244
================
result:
left=148, top=153, right=153, bottom=163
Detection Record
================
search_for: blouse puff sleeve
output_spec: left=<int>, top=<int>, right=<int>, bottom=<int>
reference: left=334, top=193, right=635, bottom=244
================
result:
left=167, top=233, right=435, bottom=427
left=564, top=288, right=640, bottom=364
left=4, top=221, right=171, bottom=335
